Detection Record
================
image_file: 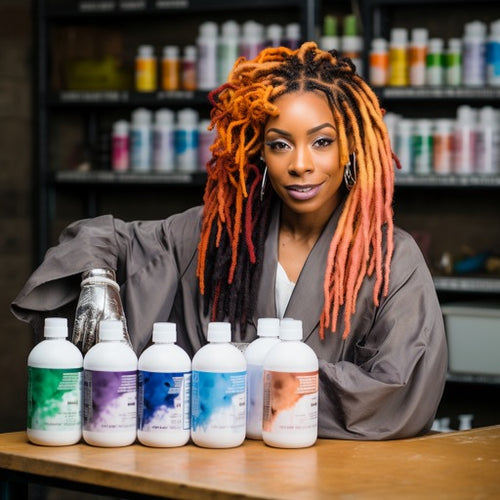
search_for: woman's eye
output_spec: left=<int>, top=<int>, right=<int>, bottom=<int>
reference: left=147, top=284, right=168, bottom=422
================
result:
left=314, top=137, right=334, bottom=148
left=266, top=140, right=290, bottom=152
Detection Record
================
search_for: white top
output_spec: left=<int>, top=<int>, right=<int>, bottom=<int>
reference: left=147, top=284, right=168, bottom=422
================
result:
left=275, top=262, right=295, bottom=319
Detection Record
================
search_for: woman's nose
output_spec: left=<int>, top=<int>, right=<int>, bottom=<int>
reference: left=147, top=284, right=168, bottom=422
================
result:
left=288, top=146, right=312, bottom=175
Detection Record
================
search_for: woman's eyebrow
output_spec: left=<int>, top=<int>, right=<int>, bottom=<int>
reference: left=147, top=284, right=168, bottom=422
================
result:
left=265, top=123, right=336, bottom=137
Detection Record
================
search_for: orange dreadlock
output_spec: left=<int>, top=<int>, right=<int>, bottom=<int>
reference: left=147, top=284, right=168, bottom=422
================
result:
left=197, top=41, right=395, bottom=339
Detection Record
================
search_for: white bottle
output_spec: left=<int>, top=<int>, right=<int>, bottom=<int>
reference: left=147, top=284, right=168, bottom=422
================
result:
left=240, top=20, right=264, bottom=60
left=262, top=319, right=319, bottom=449
left=409, top=28, right=428, bottom=86
left=369, top=38, right=389, bottom=87
left=130, top=107, right=152, bottom=171
left=111, top=120, right=129, bottom=172
left=217, top=20, right=240, bottom=86
left=284, top=22, right=301, bottom=50
left=487, top=20, right=500, bottom=86
left=198, top=119, right=216, bottom=171
left=196, top=21, right=218, bottom=91
left=453, top=105, right=477, bottom=175
left=244, top=318, right=280, bottom=440
left=266, top=23, right=283, bottom=48
left=83, top=319, right=138, bottom=447
left=446, top=38, right=462, bottom=86
left=138, top=322, right=191, bottom=447
left=175, top=108, right=199, bottom=172
left=395, top=118, right=413, bottom=174
left=433, top=119, right=454, bottom=175
left=320, top=15, right=339, bottom=52
left=412, top=119, right=433, bottom=175
left=153, top=108, right=175, bottom=172
left=341, top=14, right=363, bottom=76
left=191, top=322, right=246, bottom=448
left=426, top=38, right=444, bottom=86
left=462, top=21, right=487, bottom=87
left=27, top=318, right=83, bottom=446
left=476, top=106, right=499, bottom=175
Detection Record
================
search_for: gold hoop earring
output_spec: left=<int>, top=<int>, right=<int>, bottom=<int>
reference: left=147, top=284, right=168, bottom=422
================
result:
left=344, top=152, right=357, bottom=191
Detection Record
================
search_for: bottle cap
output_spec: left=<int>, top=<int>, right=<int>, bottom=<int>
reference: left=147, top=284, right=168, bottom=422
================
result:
left=257, top=318, right=280, bottom=337
left=371, top=38, right=388, bottom=52
left=390, top=28, right=408, bottom=45
left=155, top=108, right=175, bottom=125
left=448, top=38, right=461, bottom=51
left=82, top=268, right=116, bottom=281
left=207, top=322, right=231, bottom=342
left=279, top=318, right=303, bottom=341
left=44, top=317, right=68, bottom=338
left=428, top=38, right=444, bottom=52
left=285, top=22, right=300, bottom=40
left=177, top=108, right=198, bottom=125
left=138, top=45, right=154, bottom=57
left=411, top=28, right=428, bottom=45
left=132, top=108, right=152, bottom=125
left=221, top=20, right=240, bottom=38
left=323, top=15, right=337, bottom=37
left=113, top=120, right=129, bottom=136
left=183, top=45, right=197, bottom=60
left=266, top=23, right=283, bottom=41
left=163, top=45, right=179, bottom=59
left=199, top=21, right=218, bottom=38
left=99, top=320, right=124, bottom=341
left=152, top=322, right=177, bottom=343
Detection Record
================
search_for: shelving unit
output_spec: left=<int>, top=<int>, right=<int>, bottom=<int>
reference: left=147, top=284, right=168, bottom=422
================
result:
left=33, top=0, right=317, bottom=264
left=359, top=0, right=500, bottom=396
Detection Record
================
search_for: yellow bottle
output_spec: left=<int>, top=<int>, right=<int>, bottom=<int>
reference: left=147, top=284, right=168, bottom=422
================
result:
left=135, top=45, right=157, bottom=92
left=388, top=28, right=408, bottom=87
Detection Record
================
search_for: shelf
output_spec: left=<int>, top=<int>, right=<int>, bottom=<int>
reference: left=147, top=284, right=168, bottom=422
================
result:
left=49, top=90, right=210, bottom=108
left=446, top=373, right=500, bottom=385
left=54, top=169, right=207, bottom=186
left=395, top=174, right=500, bottom=188
left=433, top=276, right=500, bottom=294
left=375, top=87, right=500, bottom=101
left=46, top=0, right=315, bottom=18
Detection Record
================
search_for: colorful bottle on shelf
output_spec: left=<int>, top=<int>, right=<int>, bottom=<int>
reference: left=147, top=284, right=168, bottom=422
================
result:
left=196, top=22, right=218, bottom=91
left=191, top=322, right=246, bottom=448
left=153, top=108, right=175, bottom=172
left=445, top=38, right=462, bottom=86
left=27, top=318, right=83, bottom=446
left=426, top=38, right=445, bottom=86
left=388, top=28, right=409, bottom=86
left=409, top=28, right=428, bottom=86
left=161, top=45, right=180, bottom=91
left=341, top=14, right=363, bottom=76
left=319, top=15, right=340, bottom=52
left=138, top=322, right=191, bottom=448
left=462, top=21, right=487, bottom=87
left=135, top=45, right=157, bottom=92
left=175, top=108, right=199, bottom=172
left=369, top=38, right=389, bottom=87
left=217, top=20, right=240, bottom=86
left=111, top=120, right=129, bottom=172
left=130, top=108, right=152, bottom=171
left=487, top=20, right=500, bottom=86
left=182, top=45, right=197, bottom=91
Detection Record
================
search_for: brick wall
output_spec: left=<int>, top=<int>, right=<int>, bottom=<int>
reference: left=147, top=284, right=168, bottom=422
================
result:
left=0, top=0, right=33, bottom=432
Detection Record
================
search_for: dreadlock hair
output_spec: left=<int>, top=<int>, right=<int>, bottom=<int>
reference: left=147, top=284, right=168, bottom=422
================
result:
left=197, top=41, right=395, bottom=339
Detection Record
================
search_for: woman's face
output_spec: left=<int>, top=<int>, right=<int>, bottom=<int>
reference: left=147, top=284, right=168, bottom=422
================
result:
left=262, top=91, right=344, bottom=221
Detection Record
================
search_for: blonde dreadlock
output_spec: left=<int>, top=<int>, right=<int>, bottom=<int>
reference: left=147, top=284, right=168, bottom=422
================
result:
left=197, top=41, right=395, bottom=339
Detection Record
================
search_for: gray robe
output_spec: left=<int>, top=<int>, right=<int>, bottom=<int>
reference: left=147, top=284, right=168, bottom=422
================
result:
left=11, top=202, right=447, bottom=440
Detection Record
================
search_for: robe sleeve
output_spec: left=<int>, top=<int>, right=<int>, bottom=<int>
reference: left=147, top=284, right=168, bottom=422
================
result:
left=317, top=230, right=448, bottom=440
left=10, top=207, right=202, bottom=352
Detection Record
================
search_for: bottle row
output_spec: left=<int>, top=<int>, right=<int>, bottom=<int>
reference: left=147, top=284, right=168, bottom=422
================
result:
left=384, top=106, right=499, bottom=176
left=135, top=19, right=302, bottom=93
left=112, top=107, right=215, bottom=173
left=369, top=20, right=500, bottom=88
left=27, top=317, right=318, bottom=450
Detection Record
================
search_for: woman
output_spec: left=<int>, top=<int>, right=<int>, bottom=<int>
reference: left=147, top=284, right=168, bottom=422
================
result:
left=12, top=42, right=447, bottom=440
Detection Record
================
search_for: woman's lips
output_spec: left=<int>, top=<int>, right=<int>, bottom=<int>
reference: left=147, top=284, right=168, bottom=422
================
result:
left=285, top=184, right=321, bottom=201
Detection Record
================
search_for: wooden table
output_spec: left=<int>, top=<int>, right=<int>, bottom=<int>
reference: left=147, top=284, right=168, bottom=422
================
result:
left=0, top=427, right=499, bottom=499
